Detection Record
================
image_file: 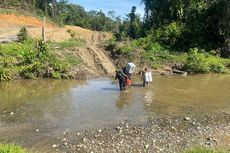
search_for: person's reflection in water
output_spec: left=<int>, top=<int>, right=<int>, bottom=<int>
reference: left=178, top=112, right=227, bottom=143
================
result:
left=143, top=90, right=153, bottom=107
left=116, top=90, right=133, bottom=109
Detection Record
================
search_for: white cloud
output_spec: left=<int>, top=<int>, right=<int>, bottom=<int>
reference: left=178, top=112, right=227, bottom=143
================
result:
left=136, top=7, right=145, bottom=18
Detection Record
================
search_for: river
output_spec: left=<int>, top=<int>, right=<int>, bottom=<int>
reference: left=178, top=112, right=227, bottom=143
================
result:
left=0, top=74, right=229, bottom=151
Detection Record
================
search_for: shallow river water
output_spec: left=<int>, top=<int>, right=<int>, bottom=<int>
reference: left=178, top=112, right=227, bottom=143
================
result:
left=0, top=74, right=229, bottom=150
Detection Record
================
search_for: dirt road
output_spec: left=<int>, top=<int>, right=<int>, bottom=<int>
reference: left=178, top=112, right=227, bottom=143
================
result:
left=0, top=13, right=116, bottom=77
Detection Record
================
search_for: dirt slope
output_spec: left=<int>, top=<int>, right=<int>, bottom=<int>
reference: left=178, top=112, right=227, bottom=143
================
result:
left=0, top=13, right=116, bottom=77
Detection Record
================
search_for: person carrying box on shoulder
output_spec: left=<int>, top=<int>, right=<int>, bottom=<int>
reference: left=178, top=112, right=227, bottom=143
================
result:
left=139, top=67, right=152, bottom=87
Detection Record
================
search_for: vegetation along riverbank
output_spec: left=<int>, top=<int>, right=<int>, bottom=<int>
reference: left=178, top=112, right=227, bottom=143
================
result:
left=0, top=29, right=85, bottom=81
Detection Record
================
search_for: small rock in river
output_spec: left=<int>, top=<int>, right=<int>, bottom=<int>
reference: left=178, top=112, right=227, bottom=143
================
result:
left=76, top=132, right=81, bottom=136
left=145, top=144, right=149, bottom=149
left=36, top=129, right=39, bottom=132
left=63, top=142, right=68, bottom=146
left=62, top=138, right=67, bottom=142
left=83, top=138, right=87, bottom=142
left=185, top=117, right=191, bottom=121
left=52, top=144, right=57, bottom=148
left=116, top=126, right=121, bottom=131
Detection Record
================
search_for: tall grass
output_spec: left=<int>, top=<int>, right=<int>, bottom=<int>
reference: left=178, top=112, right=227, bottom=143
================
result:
left=0, top=144, right=27, bottom=153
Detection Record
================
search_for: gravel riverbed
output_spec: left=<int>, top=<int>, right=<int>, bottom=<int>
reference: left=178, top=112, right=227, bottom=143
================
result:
left=53, top=113, right=230, bottom=153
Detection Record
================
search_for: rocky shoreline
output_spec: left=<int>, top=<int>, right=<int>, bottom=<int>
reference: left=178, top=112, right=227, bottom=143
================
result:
left=53, top=113, right=230, bottom=153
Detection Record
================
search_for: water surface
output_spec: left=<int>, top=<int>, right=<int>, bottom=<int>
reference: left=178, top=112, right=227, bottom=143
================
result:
left=0, top=74, right=229, bottom=150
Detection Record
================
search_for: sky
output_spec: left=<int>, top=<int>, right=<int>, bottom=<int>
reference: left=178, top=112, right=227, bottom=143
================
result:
left=69, top=0, right=145, bottom=19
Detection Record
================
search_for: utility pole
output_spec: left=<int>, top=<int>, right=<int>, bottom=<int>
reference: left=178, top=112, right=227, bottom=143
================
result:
left=42, top=16, right=46, bottom=42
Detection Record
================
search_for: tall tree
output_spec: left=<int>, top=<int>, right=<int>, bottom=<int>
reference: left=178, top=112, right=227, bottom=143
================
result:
left=127, top=6, right=141, bottom=39
left=220, top=0, right=230, bottom=57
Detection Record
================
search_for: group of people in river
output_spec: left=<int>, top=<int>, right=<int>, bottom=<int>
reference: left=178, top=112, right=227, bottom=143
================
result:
left=115, top=63, right=152, bottom=91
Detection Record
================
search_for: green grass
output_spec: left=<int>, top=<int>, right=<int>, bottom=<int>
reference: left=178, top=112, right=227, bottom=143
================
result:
left=0, top=144, right=27, bottom=153
left=65, top=54, right=82, bottom=66
left=49, top=38, right=85, bottom=50
left=182, top=148, right=228, bottom=153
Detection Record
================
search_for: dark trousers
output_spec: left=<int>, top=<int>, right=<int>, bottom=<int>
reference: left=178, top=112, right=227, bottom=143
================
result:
left=119, top=80, right=125, bottom=91
left=143, top=81, right=149, bottom=87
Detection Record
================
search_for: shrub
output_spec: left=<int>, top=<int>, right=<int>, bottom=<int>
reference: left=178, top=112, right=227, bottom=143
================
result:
left=51, top=71, right=61, bottom=79
left=184, top=48, right=210, bottom=72
left=37, top=40, right=47, bottom=53
left=0, top=67, right=11, bottom=81
left=18, top=27, right=29, bottom=42
left=0, top=39, right=73, bottom=80
left=184, top=48, right=228, bottom=73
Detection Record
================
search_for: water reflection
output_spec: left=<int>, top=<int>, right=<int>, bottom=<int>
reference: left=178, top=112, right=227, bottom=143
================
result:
left=0, top=79, right=86, bottom=110
left=142, top=90, right=153, bottom=107
left=116, top=90, right=133, bottom=109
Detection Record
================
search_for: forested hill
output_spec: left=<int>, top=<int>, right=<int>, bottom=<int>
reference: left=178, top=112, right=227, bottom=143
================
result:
left=140, top=0, right=230, bottom=55
left=0, top=0, right=121, bottom=32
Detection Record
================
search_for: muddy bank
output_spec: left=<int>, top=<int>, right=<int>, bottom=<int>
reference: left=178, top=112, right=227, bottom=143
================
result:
left=54, top=113, right=230, bottom=153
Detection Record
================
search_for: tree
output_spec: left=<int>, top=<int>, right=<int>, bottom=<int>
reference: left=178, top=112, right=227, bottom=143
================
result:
left=127, top=6, right=142, bottom=39
left=219, top=0, right=230, bottom=57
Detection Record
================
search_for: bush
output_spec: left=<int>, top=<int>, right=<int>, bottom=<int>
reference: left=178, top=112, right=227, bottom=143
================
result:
left=51, top=71, right=61, bottom=79
left=184, top=48, right=228, bottom=73
left=184, top=48, right=210, bottom=72
left=0, top=39, right=73, bottom=80
left=0, top=67, right=11, bottom=81
left=18, top=27, right=29, bottom=42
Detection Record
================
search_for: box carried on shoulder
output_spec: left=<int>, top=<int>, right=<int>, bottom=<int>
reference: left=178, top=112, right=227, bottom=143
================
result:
left=125, top=63, right=136, bottom=74
left=144, top=72, right=152, bottom=82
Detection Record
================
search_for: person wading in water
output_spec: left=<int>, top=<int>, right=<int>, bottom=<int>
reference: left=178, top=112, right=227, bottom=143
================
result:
left=115, top=70, right=126, bottom=91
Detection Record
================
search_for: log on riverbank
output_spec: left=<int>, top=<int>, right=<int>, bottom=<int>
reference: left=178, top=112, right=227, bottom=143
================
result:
left=0, top=35, right=19, bottom=43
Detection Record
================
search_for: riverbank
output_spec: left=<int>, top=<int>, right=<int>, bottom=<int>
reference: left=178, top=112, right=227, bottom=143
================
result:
left=104, top=39, right=230, bottom=75
left=54, top=113, right=230, bottom=153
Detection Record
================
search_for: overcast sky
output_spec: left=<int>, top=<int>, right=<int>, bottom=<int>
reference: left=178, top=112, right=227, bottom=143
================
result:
left=69, top=0, right=145, bottom=19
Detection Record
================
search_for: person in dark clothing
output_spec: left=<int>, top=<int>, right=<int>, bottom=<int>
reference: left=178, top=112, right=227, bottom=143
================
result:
left=115, top=70, right=126, bottom=91
left=122, top=67, right=131, bottom=79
